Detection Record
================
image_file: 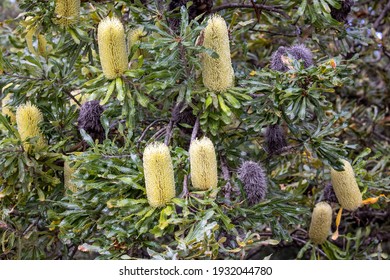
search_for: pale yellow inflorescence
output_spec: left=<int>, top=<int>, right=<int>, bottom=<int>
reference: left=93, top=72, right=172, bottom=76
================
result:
left=1, top=94, right=16, bottom=123
left=308, top=201, right=333, bottom=245
left=143, top=142, right=176, bottom=208
left=202, top=15, right=235, bottom=92
left=189, top=137, right=218, bottom=190
left=98, top=17, right=128, bottom=80
left=16, top=102, right=46, bottom=153
left=54, top=0, right=81, bottom=27
left=331, top=159, right=363, bottom=211
left=128, top=27, right=145, bottom=59
left=64, top=159, right=77, bottom=193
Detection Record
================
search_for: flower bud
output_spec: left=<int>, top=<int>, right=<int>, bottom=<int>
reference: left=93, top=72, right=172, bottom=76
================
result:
left=143, top=142, right=176, bottom=207
left=54, top=0, right=80, bottom=27
left=238, top=161, right=267, bottom=205
left=128, top=27, right=146, bottom=60
left=98, top=17, right=128, bottom=79
left=309, top=201, right=333, bottom=245
left=16, top=102, right=46, bottom=153
left=189, top=137, right=218, bottom=190
left=202, top=15, right=234, bottom=92
left=330, top=159, right=362, bottom=211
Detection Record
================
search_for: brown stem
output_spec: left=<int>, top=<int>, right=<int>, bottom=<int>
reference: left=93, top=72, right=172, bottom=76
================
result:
left=209, top=3, right=289, bottom=19
left=190, top=116, right=200, bottom=142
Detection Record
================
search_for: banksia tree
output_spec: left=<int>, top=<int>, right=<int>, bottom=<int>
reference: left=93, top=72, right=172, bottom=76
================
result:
left=143, top=142, right=176, bottom=208
left=308, top=202, right=333, bottom=245
left=237, top=161, right=267, bottom=205
left=97, top=17, right=128, bottom=79
left=202, top=15, right=234, bottom=92
left=1, top=94, right=16, bottom=123
left=189, top=137, right=218, bottom=190
left=16, top=102, right=46, bottom=153
left=330, top=159, right=362, bottom=211
left=264, top=124, right=288, bottom=155
left=270, top=44, right=313, bottom=72
left=54, top=0, right=81, bottom=27
left=77, top=100, right=105, bottom=143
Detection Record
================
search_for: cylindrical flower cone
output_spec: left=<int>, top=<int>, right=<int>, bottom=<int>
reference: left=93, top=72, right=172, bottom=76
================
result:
left=128, top=27, right=145, bottom=59
left=98, top=17, right=128, bottom=79
left=309, top=202, right=333, bottom=245
left=143, top=142, right=176, bottom=208
left=189, top=137, right=218, bottom=190
left=202, top=15, right=234, bottom=92
left=64, top=159, right=77, bottom=193
left=54, top=0, right=81, bottom=27
left=16, top=102, right=46, bottom=153
left=330, top=159, right=362, bottom=211
left=238, top=161, right=267, bottom=205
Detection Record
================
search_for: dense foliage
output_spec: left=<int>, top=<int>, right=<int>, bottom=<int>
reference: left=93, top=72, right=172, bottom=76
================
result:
left=0, top=0, right=389, bottom=260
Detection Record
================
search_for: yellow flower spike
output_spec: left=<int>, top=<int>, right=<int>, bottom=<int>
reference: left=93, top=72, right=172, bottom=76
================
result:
left=189, top=137, right=218, bottom=190
left=98, top=17, right=128, bottom=80
left=54, top=0, right=81, bottom=27
left=16, top=102, right=46, bottom=153
left=64, top=159, right=77, bottom=193
left=308, top=202, right=333, bottom=245
left=128, top=27, right=146, bottom=59
left=202, top=15, right=235, bottom=92
left=330, top=159, right=363, bottom=211
left=1, top=94, right=16, bottom=124
left=143, top=142, right=176, bottom=208
left=331, top=207, right=343, bottom=240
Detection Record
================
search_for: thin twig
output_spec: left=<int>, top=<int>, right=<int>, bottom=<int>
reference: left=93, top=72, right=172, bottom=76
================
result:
left=190, top=116, right=200, bottom=142
left=209, top=3, right=289, bottom=19
left=136, top=119, right=167, bottom=151
left=374, top=0, right=390, bottom=29
left=291, top=236, right=327, bottom=258
left=164, top=120, right=174, bottom=146
left=180, top=174, right=189, bottom=198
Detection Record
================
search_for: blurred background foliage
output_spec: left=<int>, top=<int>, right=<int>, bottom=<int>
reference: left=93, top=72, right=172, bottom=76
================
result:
left=0, top=0, right=389, bottom=260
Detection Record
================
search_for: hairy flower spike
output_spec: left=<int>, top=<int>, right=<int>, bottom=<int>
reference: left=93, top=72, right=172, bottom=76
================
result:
left=264, top=124, right=288, bottom=155
left=202, top=15, right=235, bottom=92
left=330, top=159, right=362, bottom=211
left=189, top=137, right=218, bottom=190
left=98, top=17, right=128, bottom=79
left=309, top=202, right=333, bottom=245
left=143, top=142, right=176, bottom=208
left=64, top=159, right=77, bottom=193
left=16, top=102, right=46, bottom=153
left=330, top=0, right=354, bottom=22
left=128, top=27, right=146, bottom=60
left=54, top=0, right=80, bottom=27
left=77, top=100, right=104, bottom=143
left=238, top=161, right=267, bottom=205
left=270, top=44, right=313, bottom=72
left=1, top=94, right=16, bottom=123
